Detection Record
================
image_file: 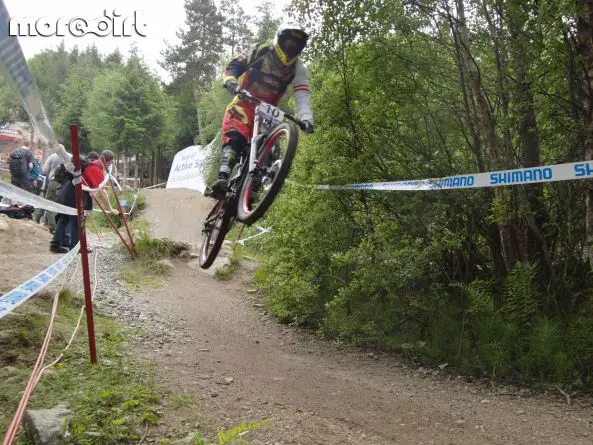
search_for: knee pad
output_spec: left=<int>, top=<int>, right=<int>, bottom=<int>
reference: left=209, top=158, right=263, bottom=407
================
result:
left=224, top=131, right=248, bottom=154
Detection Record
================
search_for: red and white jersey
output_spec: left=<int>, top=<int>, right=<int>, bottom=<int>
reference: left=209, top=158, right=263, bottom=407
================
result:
left=223, top=42, right=314, bottom=123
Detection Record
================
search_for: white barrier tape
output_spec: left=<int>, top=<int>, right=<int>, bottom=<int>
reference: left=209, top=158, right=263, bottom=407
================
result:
left=0, top=243, right=80, bottom=319
left=143, top=182, right=167, bottom=190
left=82, top=173, right=113, bottom=193
left=0, top=0, right=57, bottom=148
left=71, top=170, right=82, bottom=186
left=0, top=179, right=77, bottom=215
left=310, top=161, right=593, bottom=191
left=110, top=175, right=123, bottom=192
left=91, top=192, right=138, bottom=216
left=236, top=225, right=272, bottom=246
left=127, top=193, right=138, bottom=215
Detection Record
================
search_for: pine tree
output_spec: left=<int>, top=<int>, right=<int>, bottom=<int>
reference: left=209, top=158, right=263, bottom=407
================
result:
left=220, top=0, right=253, bottom=55
left=253, top=0, right=281, bottom=42
left=160, top=0, right=224, bottom=141
left=160, top=0, right=224, bottom=89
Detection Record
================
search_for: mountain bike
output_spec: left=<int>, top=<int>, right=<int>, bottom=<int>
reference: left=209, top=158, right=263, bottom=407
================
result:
left=198, top=88, right=308, bottom=269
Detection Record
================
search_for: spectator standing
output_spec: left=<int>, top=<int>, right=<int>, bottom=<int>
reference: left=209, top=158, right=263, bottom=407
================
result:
left=8, top=142, right=34, bottom=193
left=42, top=145, right=72, bottom=233
left=49, top=154, right=117, bottom=253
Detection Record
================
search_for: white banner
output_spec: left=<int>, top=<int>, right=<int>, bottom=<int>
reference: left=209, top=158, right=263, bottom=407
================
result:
left=314, top=161, right=593, bottom=191
left=166, top=145, right=208, bottom=193
left=0, top=243, right=80, bottom=319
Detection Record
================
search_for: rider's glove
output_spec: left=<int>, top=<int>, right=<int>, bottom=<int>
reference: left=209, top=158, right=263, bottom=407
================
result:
left=301, top=120, right=314, bottom=134
left=224, top=80, right=240, bottom=95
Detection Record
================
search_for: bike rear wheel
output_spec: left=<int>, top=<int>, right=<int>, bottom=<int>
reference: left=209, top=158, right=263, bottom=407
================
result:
left=237, top=121, right=298, bottom=225
left=199, top=199, right=231, bottom=269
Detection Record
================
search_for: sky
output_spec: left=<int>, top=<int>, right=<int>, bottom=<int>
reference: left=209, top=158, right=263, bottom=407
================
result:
left=4, top=0, right=288, bottom=83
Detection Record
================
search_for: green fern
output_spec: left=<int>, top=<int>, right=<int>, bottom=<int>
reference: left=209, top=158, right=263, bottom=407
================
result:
left=215, top=419, right=270, bottom=444
left=502, top=262, right=538, bottom=327
left=466, top=279, right=495, bottom=314
left=528, top=318, right=572, bottom=381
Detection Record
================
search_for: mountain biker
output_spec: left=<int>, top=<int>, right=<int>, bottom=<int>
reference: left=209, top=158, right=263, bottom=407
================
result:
left=209, top=21, right=314, bottom=199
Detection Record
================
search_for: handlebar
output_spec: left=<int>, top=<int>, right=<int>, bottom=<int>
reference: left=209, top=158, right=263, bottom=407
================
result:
left=235, top=88, right=308, bottom=132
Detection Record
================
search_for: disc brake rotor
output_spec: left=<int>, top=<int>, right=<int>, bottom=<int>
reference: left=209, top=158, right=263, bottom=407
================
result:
left=262, top=159, right=282, bottom=192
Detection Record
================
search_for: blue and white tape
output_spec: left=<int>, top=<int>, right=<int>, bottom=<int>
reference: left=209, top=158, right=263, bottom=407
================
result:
left=0, top=243, right=80, bottom=319
left=312, top=161, right=593, bottom=191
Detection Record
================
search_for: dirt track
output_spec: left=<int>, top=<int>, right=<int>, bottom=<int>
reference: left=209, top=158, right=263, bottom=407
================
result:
left=136, top=188, right=593, bottom=444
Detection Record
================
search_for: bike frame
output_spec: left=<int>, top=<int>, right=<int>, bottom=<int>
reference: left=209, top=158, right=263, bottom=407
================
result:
left=236, top=89, right=306, bottom=178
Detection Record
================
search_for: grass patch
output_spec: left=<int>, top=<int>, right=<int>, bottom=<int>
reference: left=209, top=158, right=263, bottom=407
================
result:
left=0, top=290, right=162, bottom=444
left=118, top=228, right=177, bottom=289
left=135, top=232, right=176, bottom=260
left=131, top=218, right=150, bottom=234
left=214, top=244, right=244, bottom=281
left=164, top=418, right=270, bottom=445
left=168, top=394, right=194, bottom=410
left=86, top=190, right=145, bottom=235
left=118, top=260, right=170, bottom=289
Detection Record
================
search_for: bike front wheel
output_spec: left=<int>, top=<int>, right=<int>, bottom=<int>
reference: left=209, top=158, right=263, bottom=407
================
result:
left=199, top=198, right=231, bottom=269
left=237, top=121, right=298, bottom=225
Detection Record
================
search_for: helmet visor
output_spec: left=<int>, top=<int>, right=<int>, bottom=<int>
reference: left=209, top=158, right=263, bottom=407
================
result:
left=278, top=29, right=308, bottom=60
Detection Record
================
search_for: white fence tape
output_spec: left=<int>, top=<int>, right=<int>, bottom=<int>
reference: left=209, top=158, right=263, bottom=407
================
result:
left=236, top=225, right=272, bottom=246
left=0, top=0, right=57, bottom=148
left=143, top=182, right=167, bottom=190
left=0, top=243, right=80, bottom=319
left=311, top=161, right=593, bottom=191
left=0, top=179, right=77, bottom=215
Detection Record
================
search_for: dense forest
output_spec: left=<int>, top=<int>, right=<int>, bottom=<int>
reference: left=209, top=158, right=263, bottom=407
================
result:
left=249, top=0, right=593, bottom=389
left=5, top=0, right=593, bottom=388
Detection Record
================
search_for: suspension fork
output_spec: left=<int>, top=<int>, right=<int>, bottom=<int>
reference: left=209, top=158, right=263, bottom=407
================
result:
left=249, top=115, right=261, bottom=174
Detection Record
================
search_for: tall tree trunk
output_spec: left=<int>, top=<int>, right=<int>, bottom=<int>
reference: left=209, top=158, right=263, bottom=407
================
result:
left=151, top=148, right=156, bottom=185
left=157, top=146, right=161, bottom=183
left=134, top=153, right=139, bottom=191
left=565, top=29, right=585, bottom=161
left=449, top=0, right=508, bottom=282
left=193, top=78, right=206, bottom=146
left=506, top=0, right=552, bottom=276
left=483, top=0, right=520, bottom=272
left=576, top=1, right=593, bottom=267
left=123, top=151, right=129, bottom=191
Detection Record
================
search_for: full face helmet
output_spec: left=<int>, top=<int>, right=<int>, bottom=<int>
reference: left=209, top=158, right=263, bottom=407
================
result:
left=272, top=22, right=309, bottom=66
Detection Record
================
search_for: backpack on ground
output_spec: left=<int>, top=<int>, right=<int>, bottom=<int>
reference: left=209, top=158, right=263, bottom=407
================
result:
left=0, top=204, right=35, bottom=219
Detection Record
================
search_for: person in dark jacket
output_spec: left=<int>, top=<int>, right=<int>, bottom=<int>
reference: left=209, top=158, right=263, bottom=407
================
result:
left=49, top=154, right=117, bottom=253
left=8, top=144, right=35, bottom=193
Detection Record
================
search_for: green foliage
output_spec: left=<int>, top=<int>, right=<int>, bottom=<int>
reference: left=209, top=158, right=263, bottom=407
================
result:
left=184, top=419, right=270, bottom=445
left=216, top=419, right=269, bottom=444
left=135, top=232, right=176, bottom=260
left=118, top=229, right=177, bottom=288
left=215, top=244, right=244, bottom=281
left=220, top=0, right=253, bottom=55
left=252, top=1, right=281, bottom=42
left=502, top=262, right=539, bottom=327
left=252, top=0, right=593, bottom=387
left=160, top=0, right=223, bottom=88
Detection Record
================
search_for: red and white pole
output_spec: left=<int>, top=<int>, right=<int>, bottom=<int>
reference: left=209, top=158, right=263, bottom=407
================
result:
left=70, top=124, right=97, bottom=364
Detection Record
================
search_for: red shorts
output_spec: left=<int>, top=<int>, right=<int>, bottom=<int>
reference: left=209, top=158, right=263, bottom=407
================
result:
left=221, top=97, right=256, bottom=146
